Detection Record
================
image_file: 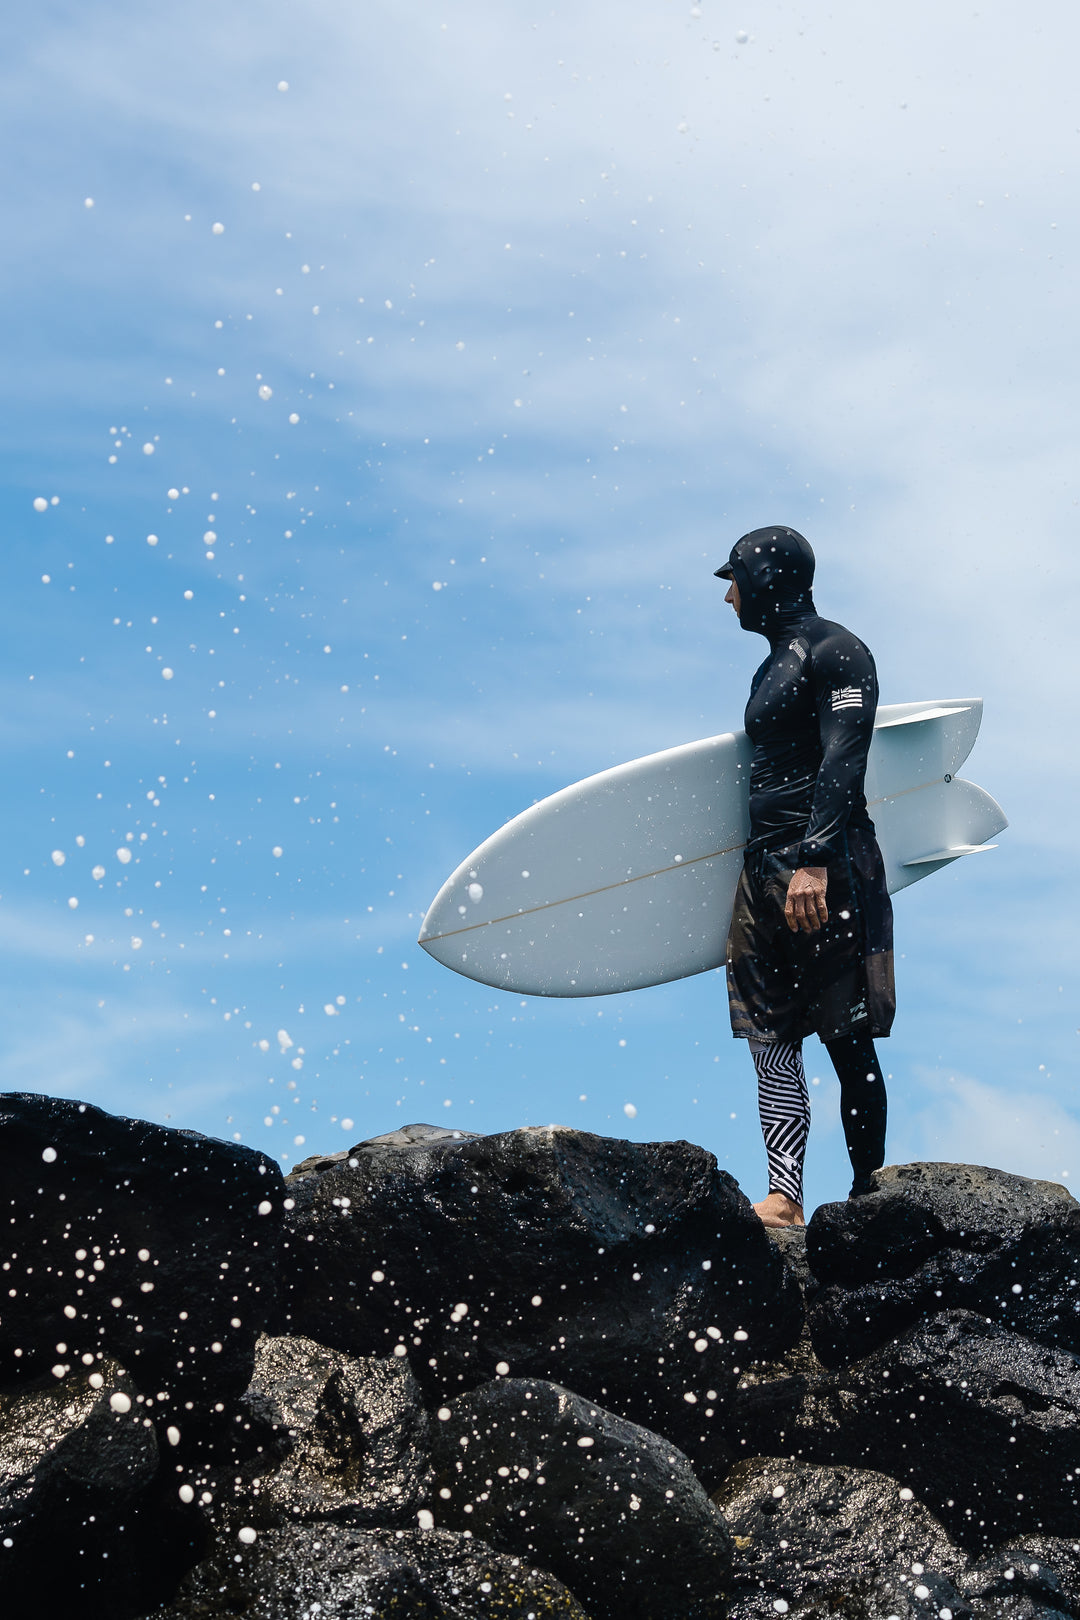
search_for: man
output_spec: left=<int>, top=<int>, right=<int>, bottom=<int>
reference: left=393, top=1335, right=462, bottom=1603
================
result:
left=715, top=526, right=894, bottom=1227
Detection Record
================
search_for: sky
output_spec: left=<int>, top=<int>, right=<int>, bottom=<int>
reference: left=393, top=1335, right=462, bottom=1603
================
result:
left=1, top=0, right=1077, bottom=1212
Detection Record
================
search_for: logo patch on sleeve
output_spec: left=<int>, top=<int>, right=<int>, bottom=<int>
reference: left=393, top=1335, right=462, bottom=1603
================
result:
left=831, top=686, right=863, bottom=711
left=788, top=638, right=808, bottom=662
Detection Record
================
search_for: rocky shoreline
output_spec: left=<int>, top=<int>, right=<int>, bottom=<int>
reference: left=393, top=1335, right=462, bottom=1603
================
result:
left=2, top=1094, right=1079, bottom=1617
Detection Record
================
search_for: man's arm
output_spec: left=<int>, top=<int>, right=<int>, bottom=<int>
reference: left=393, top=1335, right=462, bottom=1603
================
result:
left=797, top=631, right=878, bottom=867
left=785, top=630, right=877, bottom=932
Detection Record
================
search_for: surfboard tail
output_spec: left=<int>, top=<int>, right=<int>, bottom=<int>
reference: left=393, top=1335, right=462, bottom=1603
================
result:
left=877, top=778, right=1008, bottom=893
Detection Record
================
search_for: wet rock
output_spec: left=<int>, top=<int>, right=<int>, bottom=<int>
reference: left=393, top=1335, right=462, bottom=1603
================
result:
left=729, top=1310, right=1080, bottom=1551
left=278, top=1123, right=802, bottom=1456
left=713, top=1456, right=967, bottom=1620
left=969, top=1539, right=1080, bottom=1617
left=290, top=1121, right=481, bottom=1182
left=0, top=1363, right=200, bottom=1617
left=766, top=1226, right=817, bottom=1301
left=962, top=1546, right=1074, bottom=1616
left=0, top=1092, right=283, bottom=1415
left=429, top=1375, right=732, bottom=1620
left=806, top=1164, right=1080, bottom=1368
left=750, top=1229, right=827, bottom=1384
left=216, top=1333, right=432, bottom=1528
left=154, top=1521, right=591, bottom=1618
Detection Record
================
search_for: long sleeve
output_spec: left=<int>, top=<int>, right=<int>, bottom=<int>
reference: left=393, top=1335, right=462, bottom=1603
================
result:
left=796, top=633, right=878, bottom=866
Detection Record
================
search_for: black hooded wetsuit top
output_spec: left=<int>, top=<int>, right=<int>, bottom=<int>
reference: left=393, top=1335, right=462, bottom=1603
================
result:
left=726, top=527, right=879, bottom=865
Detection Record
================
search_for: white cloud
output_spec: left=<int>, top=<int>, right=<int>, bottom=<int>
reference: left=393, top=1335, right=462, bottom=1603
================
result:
left=0, top=997, right=201, bottom=1101
left=891, top=1067, right=1080, bottom=1189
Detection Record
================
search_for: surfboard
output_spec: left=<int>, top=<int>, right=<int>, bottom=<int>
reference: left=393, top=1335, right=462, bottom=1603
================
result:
left=418, top=700, right=1007, bottom=998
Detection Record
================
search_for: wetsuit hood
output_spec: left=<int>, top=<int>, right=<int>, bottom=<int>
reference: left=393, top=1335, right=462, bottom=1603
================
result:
left=717, top=526, right=816, bottom=639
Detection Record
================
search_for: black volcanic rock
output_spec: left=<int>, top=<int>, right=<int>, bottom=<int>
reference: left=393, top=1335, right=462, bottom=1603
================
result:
left=966, top=1539, right=1080, bottom=1616
left=154, top=1521, right=591, bottom=1618
left=728, top=1309, right=1080, bottom=1550
left=11, top=1102, right=1080, bottom=1617
left=0, top=1092, right=283, bottom=1418
left=806, top=1163, right=1080, bottom=1368
left=713, top=1456, right=969, bottom=1619
left=277, top=1122, right=803, bottom=1455
left=219, top=1333, right=432, bottom=1528
left=0, top=1362, right=201, bottom=1617
left=429, top=1375, right=732, bottom=1620
left=962, top=1547, right=1074, bottom=1616
left=289, top=1121, right=481, bottom=1181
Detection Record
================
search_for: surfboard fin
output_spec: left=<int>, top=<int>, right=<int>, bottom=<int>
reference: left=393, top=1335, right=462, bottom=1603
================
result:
left=902, top=843, right=997, bottom=866
left=875, top=705, right=973, bottom=728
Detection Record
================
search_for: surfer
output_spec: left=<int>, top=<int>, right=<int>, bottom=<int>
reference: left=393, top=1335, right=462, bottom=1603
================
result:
left=715, top=527, right=894, bottom=1227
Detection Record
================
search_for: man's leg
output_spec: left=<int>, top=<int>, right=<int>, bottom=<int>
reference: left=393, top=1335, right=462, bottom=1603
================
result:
left=823, top=1030, right=887, bottom=1197
left=750, top=1038, right=809, bottom=1225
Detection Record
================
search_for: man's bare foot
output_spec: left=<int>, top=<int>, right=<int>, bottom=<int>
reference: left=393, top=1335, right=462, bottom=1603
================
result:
left=752, top=1191, right=805, bottom=1228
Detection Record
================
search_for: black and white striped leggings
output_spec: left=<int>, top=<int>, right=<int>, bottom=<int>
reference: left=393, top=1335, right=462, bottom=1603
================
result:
left=750, top=1031, right=887, bottom=1204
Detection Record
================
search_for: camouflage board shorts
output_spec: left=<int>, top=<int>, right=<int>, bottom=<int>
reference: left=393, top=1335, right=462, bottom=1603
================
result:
left=726, top=826, right=895, bottom=1044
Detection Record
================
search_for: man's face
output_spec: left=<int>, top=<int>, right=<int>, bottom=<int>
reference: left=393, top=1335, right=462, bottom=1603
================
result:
left=724, top=578, right=741, bottom=618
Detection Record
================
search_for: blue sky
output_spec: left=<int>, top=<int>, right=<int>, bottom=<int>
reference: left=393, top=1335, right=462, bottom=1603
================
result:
left=1, top=0, right=1077, bottom=1211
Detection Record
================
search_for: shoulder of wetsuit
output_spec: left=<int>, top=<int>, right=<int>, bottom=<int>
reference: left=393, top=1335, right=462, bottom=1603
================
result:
left=800, top=622, right=878, bottom=700
left=801, top=616, right=876, bottom=667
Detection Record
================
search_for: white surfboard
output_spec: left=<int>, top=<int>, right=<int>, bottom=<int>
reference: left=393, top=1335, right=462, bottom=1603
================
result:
left=418, top=700, right=1006, bottom=998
